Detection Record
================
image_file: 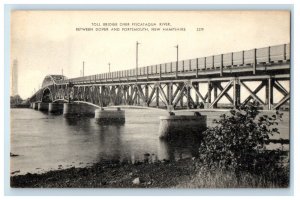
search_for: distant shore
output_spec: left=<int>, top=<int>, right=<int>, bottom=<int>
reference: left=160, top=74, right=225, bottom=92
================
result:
left=10, top=158, right=197, bottom=188
left=10, top=105, right=30, bottom=108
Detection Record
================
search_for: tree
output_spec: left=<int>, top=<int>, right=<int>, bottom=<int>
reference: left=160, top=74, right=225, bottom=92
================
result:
left=10, top=95, right=23, bottom=105
left=198, top=101, right=285, bottom=176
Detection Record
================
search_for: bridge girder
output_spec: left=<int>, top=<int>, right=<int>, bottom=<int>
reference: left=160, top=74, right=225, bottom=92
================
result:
left=32, top=74, right=289, bottom=111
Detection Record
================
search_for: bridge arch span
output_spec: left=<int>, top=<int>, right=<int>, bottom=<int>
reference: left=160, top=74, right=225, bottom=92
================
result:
left=72, top=101, right=101, bottom=109
left=106, top=105, right=168, bottom=112
left=42, top=75, right=67, bottom=88
left=53, top=99, right=68, bottom=103
left=41, top=87, right=54, bottom=102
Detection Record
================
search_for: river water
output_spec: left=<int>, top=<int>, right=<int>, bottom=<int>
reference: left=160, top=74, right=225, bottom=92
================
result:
left=10, top=108, right=290, bottom=176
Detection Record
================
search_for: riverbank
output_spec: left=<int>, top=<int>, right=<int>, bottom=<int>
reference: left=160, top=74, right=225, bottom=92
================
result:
left=10, top=156, right=289, bottom=188
left=11, top=158, right=198, bottom=188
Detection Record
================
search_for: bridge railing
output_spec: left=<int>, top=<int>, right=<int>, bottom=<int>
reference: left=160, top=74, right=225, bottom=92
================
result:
left=58, top=43, right=290, bottom=84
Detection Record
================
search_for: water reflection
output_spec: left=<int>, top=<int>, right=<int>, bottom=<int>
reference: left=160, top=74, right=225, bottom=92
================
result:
left=158, top=137, right=200, bottom=161
left=63, top=116, right=92, bottom=127
left=11, top=109, right=202, bottom=174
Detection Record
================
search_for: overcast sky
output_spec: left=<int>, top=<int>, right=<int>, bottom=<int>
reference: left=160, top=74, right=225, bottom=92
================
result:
left=11, top=11, right=290, bottom=98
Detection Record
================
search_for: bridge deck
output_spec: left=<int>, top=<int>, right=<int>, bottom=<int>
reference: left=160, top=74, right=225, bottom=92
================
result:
left=31, top=43, right=290, bottom=111
left=56, top=43, right=290, bottom=86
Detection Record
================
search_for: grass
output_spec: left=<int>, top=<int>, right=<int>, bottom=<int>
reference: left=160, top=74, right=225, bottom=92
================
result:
left=176, top=167, right=289, bottom=188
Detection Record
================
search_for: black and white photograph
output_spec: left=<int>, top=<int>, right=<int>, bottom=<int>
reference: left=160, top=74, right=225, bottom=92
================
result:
left=9, top=10, right=291, bottom=189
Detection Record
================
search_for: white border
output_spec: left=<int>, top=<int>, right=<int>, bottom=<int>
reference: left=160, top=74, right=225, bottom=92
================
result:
left=1, top=0, right=299, bottom=199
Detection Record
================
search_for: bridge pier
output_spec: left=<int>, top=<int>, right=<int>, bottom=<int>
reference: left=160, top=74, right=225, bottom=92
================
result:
left=33, top=102, right=39, bottom=110
left=159, top=113, right=207, bottom=140
left=38, top=102, right=49, bottom=111
left=63, top=102, right=97, bottom=118
left=95, top=108, right=125, bottom=124
left=49, top=103, right=64, bottom=113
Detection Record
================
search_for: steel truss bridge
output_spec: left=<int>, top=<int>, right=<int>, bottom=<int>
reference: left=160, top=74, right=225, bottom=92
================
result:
left=30, top=43, right=290, bottom=111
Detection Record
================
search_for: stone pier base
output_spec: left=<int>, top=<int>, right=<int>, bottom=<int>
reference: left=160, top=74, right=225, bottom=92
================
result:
left=95, top=108, right=125, bottom=124
left=159, top=114, right=207, bottom=140
left=33, top=102, right=38, bottom=110
left=38, top=102, right=49, bottom=111
left=49, top=103, right=64, bottom=113
left=63, top=103, right=98, bottom=118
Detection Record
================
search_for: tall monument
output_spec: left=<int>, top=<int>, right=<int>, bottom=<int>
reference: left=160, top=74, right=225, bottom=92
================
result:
left=11, top=59, right=18, bottom=96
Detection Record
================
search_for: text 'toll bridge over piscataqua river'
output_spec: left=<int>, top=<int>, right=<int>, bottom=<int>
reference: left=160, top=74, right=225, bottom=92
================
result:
left=29, top=43, right=290, bottom=115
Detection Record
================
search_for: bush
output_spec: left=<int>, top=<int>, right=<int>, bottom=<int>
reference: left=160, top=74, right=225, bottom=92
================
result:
left=198, top=101, right=288, bottom=185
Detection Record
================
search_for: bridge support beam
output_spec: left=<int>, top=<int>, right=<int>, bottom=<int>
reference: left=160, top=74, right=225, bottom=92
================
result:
left=204, top=82, right=213, bottom=109
left=194, top=83, right=199, bottom=108
left=38, top=102, right=49, bottom=111
left=266, top=78, right=274, bottom=110
left=49, top=103, right=64, bottom=113
left=159, top=114, right=207, bottom=140
left=233, top=79, right=241, bottom=109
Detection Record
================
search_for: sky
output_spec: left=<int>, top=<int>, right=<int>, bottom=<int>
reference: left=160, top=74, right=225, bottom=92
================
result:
left=10, top=10, right=290, bottom=99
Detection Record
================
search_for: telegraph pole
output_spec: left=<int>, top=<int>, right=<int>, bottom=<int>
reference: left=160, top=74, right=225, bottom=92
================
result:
left=108, top=62, right=111, bottom=73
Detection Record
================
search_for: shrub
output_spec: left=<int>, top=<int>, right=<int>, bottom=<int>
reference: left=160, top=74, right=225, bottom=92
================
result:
left=198, top=101, right=288, bottom=184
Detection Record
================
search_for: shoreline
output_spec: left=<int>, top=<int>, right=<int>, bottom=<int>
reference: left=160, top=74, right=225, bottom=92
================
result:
left=10, top=158, right=198, bottom=188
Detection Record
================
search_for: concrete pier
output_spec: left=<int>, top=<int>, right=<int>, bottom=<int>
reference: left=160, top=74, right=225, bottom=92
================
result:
left=95, top=108, right=125, bottom=124
left=159, top=113, right=207, bottom=140
left=63, top=103, right=98, bottom=117
left=33, top=102, right=39, bottom=110
left=49, top=103, right=64, bottom=113
left=38, top=102, right=49, bottom=111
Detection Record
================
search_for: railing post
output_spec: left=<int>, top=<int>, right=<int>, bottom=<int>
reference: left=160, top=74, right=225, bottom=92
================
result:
left=268, top=46, right=271, bottom=63
left=241, top=51, right=244, bottom=66
left=196, top=58, right=199, bottom=78
left=253, top=48, right=257, bottom=74
left=175, top=61, right=178, bottom=79
left=146, top=66, right=149, bottom=80
left=231, top=52, right=233, bottom=67
left=283, top=44, right=287, bottom=60
left=159, top=64, right=161, bottom=79
left=220, top=54, right=223, bottom=76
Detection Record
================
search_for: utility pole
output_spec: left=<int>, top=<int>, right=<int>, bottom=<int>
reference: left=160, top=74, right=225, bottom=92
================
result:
left=136, top=41, right=140, bottom=80
left=108, top=62, right=111, bottom=73
left=82, top=61, right=85, bottom=77
left=175, top=45, right=179, bottom=79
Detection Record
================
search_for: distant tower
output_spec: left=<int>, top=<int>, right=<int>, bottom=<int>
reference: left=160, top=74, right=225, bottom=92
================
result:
left=11, top=59, right=18, bottom=96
